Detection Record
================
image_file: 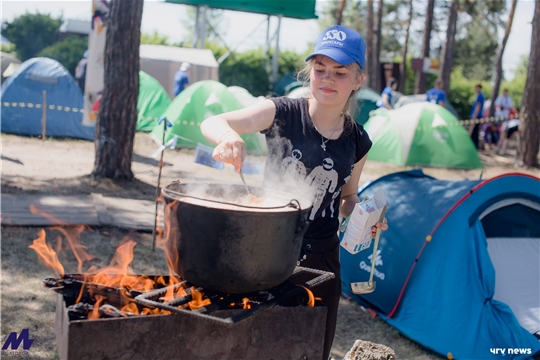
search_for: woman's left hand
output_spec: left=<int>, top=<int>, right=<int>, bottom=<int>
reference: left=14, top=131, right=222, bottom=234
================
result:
left=370, top=218, right=388, bottom=238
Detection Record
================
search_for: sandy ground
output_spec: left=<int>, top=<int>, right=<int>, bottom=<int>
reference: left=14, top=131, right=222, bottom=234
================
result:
left=1, top=132, right=538, bottom=359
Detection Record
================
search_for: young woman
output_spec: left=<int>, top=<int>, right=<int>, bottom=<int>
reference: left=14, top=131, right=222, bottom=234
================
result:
left=201, top=25, right=388, bottom=360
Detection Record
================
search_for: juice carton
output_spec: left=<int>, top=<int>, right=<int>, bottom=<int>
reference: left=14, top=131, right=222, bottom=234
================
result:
left=340, top=188, right=386, bottom=255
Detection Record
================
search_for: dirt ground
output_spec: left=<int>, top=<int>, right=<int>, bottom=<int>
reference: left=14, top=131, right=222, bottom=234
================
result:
left=1, top=132, right=538, bottom=359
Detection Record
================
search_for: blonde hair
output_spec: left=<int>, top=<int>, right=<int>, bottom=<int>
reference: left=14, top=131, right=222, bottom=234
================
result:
left=297, top=57, right=363, bottom=133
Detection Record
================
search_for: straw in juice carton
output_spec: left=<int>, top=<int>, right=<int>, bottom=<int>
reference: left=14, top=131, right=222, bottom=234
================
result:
left=340, top=188, right=386, bottom=255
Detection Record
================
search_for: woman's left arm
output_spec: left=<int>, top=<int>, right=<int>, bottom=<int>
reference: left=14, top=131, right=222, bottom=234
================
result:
left=340, top=155, right=388, bottom=236
left=339, top=155, right=367, bottom=217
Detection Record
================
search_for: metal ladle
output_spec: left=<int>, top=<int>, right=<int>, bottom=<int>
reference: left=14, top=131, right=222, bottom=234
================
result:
left=239, top=169, right=251, bottom=196
left=350, top=205, right=387, bottom=295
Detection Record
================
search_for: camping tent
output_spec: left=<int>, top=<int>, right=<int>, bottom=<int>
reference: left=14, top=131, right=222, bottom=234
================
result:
left=151, top=80, right=265, bottom=154
left=364, top=102, right=482, bottom=169
left=356, top=87, right=380, bottom=125
left=340, top=170, right=540, bottom=359
left=286, top=86, right=380, bottom=126
left=394, top=93, right=461, bottom=120
left=227, top=86, right=265, bottom=108
left=0, top=57, right=94, bottom=140
left=137, top=71, right=172, bottom=132
left=1, top=52, right=21, bottom=84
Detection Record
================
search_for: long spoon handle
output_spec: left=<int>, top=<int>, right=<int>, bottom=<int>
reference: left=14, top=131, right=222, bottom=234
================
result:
left=368, top=227, right=381, bottom=283
left=239, top=170, right=251, bottom=195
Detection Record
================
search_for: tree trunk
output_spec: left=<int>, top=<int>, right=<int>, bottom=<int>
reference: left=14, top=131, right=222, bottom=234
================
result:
left=489, top=0, right=518, bottom=116
left=519, top=0, right=540, bottom=167
left=399, top=0, right=413, bottom=93
left=366, top=0, right=374, bottom=88
left=93, top=0, right=144, bottom=180
left=336, top=0, right=347, bottom=26
left=438, top=0, right=459, bottom=95
left=372, top=0, right=383, bottom=91
left=414, top=0, right=435, bottom=94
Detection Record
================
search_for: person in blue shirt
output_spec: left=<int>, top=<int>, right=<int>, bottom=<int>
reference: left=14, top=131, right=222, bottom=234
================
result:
left=376, top=77, right=397, bottom=109
left=426, top=79, right=446, bottom=107
left=468, top=84, right=485, bottom=149
left=173, top=62, right=191, bottom=97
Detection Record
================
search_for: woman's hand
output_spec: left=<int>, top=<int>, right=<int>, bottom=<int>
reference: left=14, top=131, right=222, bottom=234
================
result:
left=370, top=218, right=388, bottom=238
left=212, top=131, right=246, bottom=173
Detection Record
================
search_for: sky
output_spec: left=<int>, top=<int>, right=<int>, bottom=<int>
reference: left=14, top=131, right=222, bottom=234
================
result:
left=0, top=0, right=534, bottom=78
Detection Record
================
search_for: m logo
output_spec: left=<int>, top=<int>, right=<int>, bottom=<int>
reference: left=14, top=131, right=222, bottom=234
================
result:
left=368, top=249, right=383, bottom=266
left=322, top=30, right=346, bottom=42
left=2, top=329, right=34, bottom=350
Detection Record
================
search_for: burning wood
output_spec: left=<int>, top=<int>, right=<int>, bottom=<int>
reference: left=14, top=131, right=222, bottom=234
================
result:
left=31, top=226, right=330, bottom=323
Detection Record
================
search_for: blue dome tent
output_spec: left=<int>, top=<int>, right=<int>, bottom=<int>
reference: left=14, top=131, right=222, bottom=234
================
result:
left=1, top=57, right=94, bottom=140
left=341, top=170, right=540, bottom=359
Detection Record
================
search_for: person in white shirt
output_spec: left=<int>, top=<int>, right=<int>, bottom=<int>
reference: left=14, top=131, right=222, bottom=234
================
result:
left=494, top=89, right=513, bottom=119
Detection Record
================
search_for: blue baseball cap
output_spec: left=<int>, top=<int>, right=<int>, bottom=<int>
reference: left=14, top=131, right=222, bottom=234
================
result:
left=305, top=25, right=366, bottom=69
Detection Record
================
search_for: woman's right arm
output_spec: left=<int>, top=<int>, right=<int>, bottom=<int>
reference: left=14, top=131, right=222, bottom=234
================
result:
left=200, top=99, right=276, bottom=172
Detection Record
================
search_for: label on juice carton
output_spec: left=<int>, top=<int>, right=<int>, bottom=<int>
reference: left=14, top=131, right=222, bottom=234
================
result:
left=340, top=188, right=386, bottom=255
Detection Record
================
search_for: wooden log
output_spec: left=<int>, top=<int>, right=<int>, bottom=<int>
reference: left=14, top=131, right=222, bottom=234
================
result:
left=343, top=339, right=396, bottom=360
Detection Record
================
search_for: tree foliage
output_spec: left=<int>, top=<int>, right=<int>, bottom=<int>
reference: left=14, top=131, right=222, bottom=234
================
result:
left=141, top=30, right=170, bottom=45
left=454, top=0, right=506, bottom=81
left=217, top=47, right=304, bottom=97
left=2, top=12, right=62, bottom=61
left=39, top=35, right=88, bottom=75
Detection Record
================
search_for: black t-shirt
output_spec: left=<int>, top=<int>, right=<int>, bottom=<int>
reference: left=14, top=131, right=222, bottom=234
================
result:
left=262, top=97, right=372, bottom=241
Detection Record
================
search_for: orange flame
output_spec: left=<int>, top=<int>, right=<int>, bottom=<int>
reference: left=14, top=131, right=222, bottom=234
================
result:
left=29, top=204, right=68, bottom=225
left=88, top=295, right=105, bottom=320
left=51, top=226, right=94, bottom=273
left=241, top=298, right=251, bottom=310
left=188, top=287, right=211, bottom=310
left=299, top=286, right=318, bottom=307
left=29, top=229, right=65, bottom=276
left=27, top=204, right=233, bottom=319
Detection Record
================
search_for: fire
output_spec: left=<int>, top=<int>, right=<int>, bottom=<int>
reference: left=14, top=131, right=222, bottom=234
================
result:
left=188, top=287, right=211, bottom=310
left=29, top=229, right=64, bottom=276
left=51, top=226, right=94, bottom=273
left=28, top=220, right=214, bottom=320
left=241, top=297, right=251, bottom=310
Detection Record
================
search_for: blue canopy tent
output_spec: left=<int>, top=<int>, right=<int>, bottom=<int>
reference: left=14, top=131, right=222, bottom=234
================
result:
left=1, top=57, right=94, bottom=140
left=340, top=170, right=540, bottom=359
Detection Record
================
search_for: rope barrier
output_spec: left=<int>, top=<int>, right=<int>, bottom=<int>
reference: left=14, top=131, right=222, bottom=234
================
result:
left=5, top=102, right=535, bottom=130
left=2, top=101, right=85, bottom=113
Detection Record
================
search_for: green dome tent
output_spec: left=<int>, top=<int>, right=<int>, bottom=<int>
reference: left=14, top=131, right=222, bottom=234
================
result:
left=287, top=86, right=380, bottom=126
left=364, top=102, right=482, bottom=169
left=356, top=87, right=380, bottom=125
left=151, top=80, right=265, bottom=154
left=137, top=71, right=172, bottom=132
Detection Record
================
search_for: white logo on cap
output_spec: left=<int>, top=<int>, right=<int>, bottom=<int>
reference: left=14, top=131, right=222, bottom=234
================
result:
left=322, top=30, right=347, bottom=42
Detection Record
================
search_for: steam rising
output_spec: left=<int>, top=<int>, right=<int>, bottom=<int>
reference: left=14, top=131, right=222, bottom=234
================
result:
left=262, top=130, right=317, bottom=205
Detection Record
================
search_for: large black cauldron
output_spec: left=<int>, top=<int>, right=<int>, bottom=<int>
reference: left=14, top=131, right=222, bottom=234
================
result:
left=162, top=182, right=313, bottom=294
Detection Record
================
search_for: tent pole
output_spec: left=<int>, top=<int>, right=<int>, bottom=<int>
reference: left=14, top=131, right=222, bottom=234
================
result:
left=193, top=6, right=200, bottom=48
left=198, top=6, right=207, bottom=49
left=271, top=15, right=282, bottom=86
left=264, top=15, right=271, bottom=77
left=41, top=90, right=47, bottom=140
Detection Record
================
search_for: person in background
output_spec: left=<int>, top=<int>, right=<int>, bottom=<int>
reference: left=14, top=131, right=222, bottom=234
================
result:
left=376, top=77, right=397, bottom=109
left=426, top=79, right=446, bottom=107
left=173, top=62, right=191, bottom=97
left=200, top=25, right=388, bottom=360
left=75, top=50, right=89, bottom=94
left=468, top=84, right=485, bottom=149
left=498, top=116, right=520, bottom=156
left=494, top=89, right=513, bottom=120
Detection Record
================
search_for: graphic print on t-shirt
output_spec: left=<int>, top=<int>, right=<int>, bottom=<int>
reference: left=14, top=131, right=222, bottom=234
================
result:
left=305, top=158, right=339, bottom=220
left=322, top=165, right=353, bottom=218
left=281, top=149, right=307, bottom=184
